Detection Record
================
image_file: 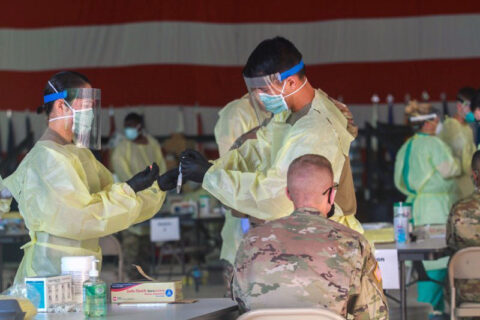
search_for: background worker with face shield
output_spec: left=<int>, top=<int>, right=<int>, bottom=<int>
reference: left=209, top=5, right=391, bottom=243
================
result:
left=181, top=37, right=362, bottom=233
left=394, top=101, right=461, bottom=318
left=214, top=94, right=270, bottom=294
left=111, top=112, right=168, bottom=278
left=438, top=87, right=477, bottom=198
left=1, top=71, right=178, bottom=284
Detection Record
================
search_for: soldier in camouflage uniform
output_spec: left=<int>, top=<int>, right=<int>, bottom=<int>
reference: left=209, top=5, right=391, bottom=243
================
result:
left=232, top=154, right=388, bottom=319
left=447, top=150, right=480, bottom=307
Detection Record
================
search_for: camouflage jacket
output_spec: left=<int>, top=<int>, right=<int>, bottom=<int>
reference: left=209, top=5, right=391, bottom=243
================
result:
left=447, top=190, right=480, bottom=303
left=232, top=208, right=388, bottom=319
left=447, top=190, right=480, bottom=250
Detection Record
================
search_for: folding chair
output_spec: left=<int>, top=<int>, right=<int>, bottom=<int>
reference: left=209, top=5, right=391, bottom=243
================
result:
left=237, top=308, right=346, bottom=320
left=99, top=235, right=124, bottom=282
left=449, top=247, right=480, bottom=320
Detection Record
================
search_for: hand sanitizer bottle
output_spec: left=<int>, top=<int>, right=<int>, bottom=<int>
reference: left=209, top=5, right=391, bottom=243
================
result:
left=83, top=259, right=107, bottom=317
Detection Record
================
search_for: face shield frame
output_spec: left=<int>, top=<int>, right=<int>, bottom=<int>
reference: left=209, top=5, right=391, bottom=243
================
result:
left=243, top=60, right=305, bottom=118
left=45, top=86, right=102, bottom=150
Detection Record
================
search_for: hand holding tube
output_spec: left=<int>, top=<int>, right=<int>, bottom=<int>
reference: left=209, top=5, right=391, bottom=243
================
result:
left=180, top=149, right=212, bottom=183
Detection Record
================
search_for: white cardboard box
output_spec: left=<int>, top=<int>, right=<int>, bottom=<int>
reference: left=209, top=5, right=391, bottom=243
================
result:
left=25, top=275, right=72, bottom=312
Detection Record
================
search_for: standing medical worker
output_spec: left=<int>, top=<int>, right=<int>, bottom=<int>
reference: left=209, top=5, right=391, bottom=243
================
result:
left=181, top=37, right=361, bottom=232
left=394, top=100, right=460, bottom=318
left=2, top=71, right=177, bottom=284
left=111, top=112, right=168, bottom=278
left=438, top=87, right=477, bottom=198
left=214, top=94, right=270, bottom=294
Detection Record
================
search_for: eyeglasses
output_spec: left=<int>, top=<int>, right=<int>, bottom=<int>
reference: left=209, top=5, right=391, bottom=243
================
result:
left=322, top=183, right=339, bottom=197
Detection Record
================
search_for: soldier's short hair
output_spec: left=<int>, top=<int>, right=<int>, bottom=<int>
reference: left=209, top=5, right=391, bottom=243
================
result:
left=287, top=154, right=333, bottom=190
left=472, top=150, right=480, bottom=171
left=288, top=154, right=332, bottom=177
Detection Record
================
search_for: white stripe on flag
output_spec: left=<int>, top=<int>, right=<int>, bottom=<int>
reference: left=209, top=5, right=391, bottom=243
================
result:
left=1, top=14, right=480, bottom=71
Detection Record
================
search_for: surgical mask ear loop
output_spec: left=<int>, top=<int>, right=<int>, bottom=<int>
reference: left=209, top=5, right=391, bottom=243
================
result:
left=48, top=81, right=75, bottom=130
left=48, top=81, right=74, bottom=111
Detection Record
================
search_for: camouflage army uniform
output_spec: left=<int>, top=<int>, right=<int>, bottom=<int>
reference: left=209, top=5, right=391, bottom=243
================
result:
left=447, top=190, right=480, bottom=304
left=232, top=208, right=388, bottom=319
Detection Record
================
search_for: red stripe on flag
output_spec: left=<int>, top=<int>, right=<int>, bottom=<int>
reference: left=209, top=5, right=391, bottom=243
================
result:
left=1, top=58, right=479, bottom=110
left=1, top=1, right=480, bottom=28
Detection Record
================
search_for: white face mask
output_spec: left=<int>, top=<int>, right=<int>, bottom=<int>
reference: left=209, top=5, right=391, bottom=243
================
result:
left=435, top=121, right=443, bottom=135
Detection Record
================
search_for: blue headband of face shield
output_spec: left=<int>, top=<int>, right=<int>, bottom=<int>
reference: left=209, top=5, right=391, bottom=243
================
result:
left=44, top=90, right=67, bottom=104
left=243, top=60, right=305, bottom=89
left=279, top=60, right=305, bottom=81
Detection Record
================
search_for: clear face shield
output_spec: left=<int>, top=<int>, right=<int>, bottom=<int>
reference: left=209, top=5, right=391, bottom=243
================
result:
left=243, top=60, right=307, bottom=116
left=45, top=82, right=102, bottom=149
left=409, top=113, right=441, bottom=134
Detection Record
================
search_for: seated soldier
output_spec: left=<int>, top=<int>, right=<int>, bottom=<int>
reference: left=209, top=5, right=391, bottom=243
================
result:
left=232, top=154, right=388, bottom=319
left=447, top=150, right=480, bottom=306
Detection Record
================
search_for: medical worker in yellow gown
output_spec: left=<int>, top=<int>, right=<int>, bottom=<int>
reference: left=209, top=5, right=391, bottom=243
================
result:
left=111, top=112, right=167, bottom=182
left=394, top=100, right=460, bottom=317
left=181, top=37, right=362, bottom=233
left=438, top=87, right=477, bottom=198
left=111, top=112, right=167, bottom=277
left=214, top=95, right=270, bottom=292
left=1, top=71, right=178, bottom=284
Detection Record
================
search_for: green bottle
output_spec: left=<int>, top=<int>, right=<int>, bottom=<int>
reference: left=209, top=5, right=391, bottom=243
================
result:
left=83, top=259, right=107, bottom=317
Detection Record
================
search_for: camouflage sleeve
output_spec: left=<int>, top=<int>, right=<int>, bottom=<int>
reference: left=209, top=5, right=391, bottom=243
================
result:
left=352, top=249, right=389, bottom=319
left=232, top=237, right=249, bottom=313
left=446, top=204, right=458, bottom=251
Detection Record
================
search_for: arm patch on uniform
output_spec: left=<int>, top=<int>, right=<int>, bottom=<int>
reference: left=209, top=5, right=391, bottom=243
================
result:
left=374, top=262, right=382, bottom=283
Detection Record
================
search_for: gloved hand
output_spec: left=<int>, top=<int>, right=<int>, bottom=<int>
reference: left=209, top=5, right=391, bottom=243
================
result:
left=126, top=163, right=159, bottom=193
left=180, top=149, right=212, bottom=183
left=157, top=168, right=180, bottom=191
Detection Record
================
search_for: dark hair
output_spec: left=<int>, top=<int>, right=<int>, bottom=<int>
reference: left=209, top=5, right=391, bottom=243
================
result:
left=242, top=36, right=305, bottom=79
left=37, top=71, right=90, bottom=115
left=124, top=112, right=144, bottom=126
left=470, top=90, right=480, bottom=112
left=472, top=150, right=480, bottom=171
left=457, top=87, right=476, bottom=110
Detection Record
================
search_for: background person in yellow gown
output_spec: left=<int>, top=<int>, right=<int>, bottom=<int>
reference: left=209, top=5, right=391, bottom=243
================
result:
left=1, top=71, right=178, bottom=284
left=438, top=87, right=477, bottom=198
left=214, top=94, right=270, bottom=294
left=111, top=112, right=167, bottom=181
left=111, top=112, right=168, bottom=278
left=394, top=100, right=461, bottom=318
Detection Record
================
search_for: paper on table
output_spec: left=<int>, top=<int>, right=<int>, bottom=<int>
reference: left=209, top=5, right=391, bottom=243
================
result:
left=374, top=248, right=399, bottom=289
left=364, top=228, right=395, bottom=244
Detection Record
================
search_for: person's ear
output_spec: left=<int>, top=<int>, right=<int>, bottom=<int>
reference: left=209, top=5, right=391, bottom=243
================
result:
left=51, top=100, right=66, bottom=115
left=286, top=187, right=292, bottom=201
left=285, top=77, right=297, bottom=91
left=328, top=188, right=336, bottom=205
left=456, top=102, right=463, bottom=113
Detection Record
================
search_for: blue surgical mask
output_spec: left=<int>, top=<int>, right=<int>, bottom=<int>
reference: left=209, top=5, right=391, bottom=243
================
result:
left=124, top=127, right=139, bottom=140
left=258, top=78, right=308, bottom=114
left=258, top=90, right=288, bottom=114
left=465, top=112, right=476, bottom=123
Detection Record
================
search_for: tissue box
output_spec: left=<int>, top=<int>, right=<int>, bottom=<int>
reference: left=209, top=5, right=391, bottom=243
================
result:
left=111, top=281, right=183, bottom=304
left=25, top=275, right=72, bottom=312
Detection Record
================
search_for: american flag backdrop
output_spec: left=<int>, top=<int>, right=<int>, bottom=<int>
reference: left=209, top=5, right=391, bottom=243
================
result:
left=1, top=1, right=480, bottom=143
